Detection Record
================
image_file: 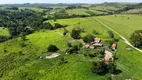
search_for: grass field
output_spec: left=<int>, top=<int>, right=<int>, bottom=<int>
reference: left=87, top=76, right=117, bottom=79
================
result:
left=0, top=27, right=10, bottom=36
left=66, top=8, right=90, bottom=15
left=0, top=17, right=142, bottom=80
left=97, top=14, right=142, bottom=40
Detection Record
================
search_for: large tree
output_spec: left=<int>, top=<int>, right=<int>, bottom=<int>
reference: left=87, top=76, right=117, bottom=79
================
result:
left=130, top=30, right=142, bottom=48
left=71, top=29, right=81, bottom=39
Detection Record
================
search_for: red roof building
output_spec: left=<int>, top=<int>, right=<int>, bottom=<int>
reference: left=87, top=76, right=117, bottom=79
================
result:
left=112, top=43, right=117, bottom=50
left=94, top=38, right=101, bottom=43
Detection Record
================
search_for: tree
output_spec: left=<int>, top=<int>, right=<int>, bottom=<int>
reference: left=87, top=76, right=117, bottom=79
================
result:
left=67, top=42, right=72, bottom=47
left=42, top=23, right=53, bottom=30
left=107, top=62, right=117, bottom=74
left=71, top=29, right=81, bottom=39
left=108, top=31, right=114, bottom=38
left=48, top=44, right=59, bottom=52
left=63, top=28, right=68, bottom=36
left=54, top=23, right=63, bottom=29
left=67, top=45, right=80, bottom=54
left=83, top=34, right=95, bottom=43
left=92, top=61, right=107, bottom=75
left=130, top=30, right=142, bottom=48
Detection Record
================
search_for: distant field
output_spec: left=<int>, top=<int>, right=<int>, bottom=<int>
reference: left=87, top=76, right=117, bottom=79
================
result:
left=97, top=14, right=142, bottom=40
left=0, top=27, right=10, bottom=36
left=66, top=8, right=90, bottom=15
left=127, top=8, right=142, bottom=14
left=18, top=7, right=44, bottom=12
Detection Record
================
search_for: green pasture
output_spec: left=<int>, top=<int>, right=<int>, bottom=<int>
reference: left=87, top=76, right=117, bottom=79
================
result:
left=97, top=14, right=142, bottom=40
left=66, top=8, right=90, bottom=15
left=0, top=27, right=10, bottom=36
left=0, top=16, right=142, bottom=80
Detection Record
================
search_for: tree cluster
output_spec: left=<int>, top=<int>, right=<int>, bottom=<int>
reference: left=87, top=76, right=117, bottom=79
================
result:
left=130, top=30, right=142, bottom=48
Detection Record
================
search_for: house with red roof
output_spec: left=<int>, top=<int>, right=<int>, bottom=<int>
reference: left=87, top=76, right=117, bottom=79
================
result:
left=112, top=43, right=117, bottom=50
left=94, top=38, right=101, bottom=43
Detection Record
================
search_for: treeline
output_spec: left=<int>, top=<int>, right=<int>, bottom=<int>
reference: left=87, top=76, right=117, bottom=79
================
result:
left=0, top=9, right=46, bottom=37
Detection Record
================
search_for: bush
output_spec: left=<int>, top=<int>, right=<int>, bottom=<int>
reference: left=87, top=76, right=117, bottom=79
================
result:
left=83, top=34, right=95, bottom=43
left=67, top=45, right=80, bottom=54
left=92, top=61, right=107, bottom=75
left=108, top=31, right=114, bottom=38
left=48, top=44, right=59, bottom=52
left=0, top=36, right=9, bottom=43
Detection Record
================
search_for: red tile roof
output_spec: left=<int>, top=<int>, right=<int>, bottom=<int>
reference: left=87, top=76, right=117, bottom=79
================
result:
left=94, top=38, right=101, bottom=41
left=84, top=44, right=90, bottom=48
left=112, top=43, right=117, bottom=48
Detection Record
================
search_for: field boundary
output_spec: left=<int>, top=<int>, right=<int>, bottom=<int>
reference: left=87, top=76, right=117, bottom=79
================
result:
left=93, top=17, right=142, bottom=53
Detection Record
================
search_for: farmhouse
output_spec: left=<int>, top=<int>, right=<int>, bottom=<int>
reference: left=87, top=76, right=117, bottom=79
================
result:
left=94, top=38, right=101, bottom=43
left=93, top=43, right=103, bottom=47
left=112, top=43, right=117, bottom=50
left=104, top=50, right=113, bottom=61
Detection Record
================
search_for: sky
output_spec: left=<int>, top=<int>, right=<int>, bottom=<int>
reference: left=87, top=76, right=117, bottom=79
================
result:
left=0, top=0, right=141, bottom=4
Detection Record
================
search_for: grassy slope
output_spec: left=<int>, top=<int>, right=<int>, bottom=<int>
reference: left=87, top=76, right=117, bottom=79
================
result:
left=47, top=17, right=142, bottom=80
left=0, top=17, right=142, bottom=80
left=0, top=17, right=108, bottom=80
left=97, top=14, right=142, bottom=40
left=0, top=27, right=10, bottom=36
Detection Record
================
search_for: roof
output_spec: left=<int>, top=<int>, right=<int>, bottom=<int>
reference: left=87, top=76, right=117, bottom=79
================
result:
left=94, top=38, right=101, bottom=41
left=105, top=61, right=109, bottom=65
left=93, top=43, right=103, bottom=46
left=112, top=43, right=117, bottom=48
left=104, top=50, right=113, bottom=61
left=84, top=44, right=90, bottom=48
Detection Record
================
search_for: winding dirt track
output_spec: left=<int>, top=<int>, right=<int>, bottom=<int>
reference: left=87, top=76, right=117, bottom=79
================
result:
left=94, top=17, right=142, bottom=53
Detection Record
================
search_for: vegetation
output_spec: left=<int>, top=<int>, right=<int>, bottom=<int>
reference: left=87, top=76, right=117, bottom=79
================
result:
left=130, top=30, right=142, bottom=48
left=0, top=2, right=142, bottom=80
left=83, top=34, right=95, bottom=43
left=71, top=29, right=82, bottom=39
left=48, top=44, right=59, bottom=52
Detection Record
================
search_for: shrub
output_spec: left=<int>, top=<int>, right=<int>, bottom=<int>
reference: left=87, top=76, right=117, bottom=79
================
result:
left=0, top=36, right=9, bottom=43
left=83, top=34, right=95, bottom=43
left=48, top=44, right=59, bottom=52
left=108, top=31, right=114, bottom=38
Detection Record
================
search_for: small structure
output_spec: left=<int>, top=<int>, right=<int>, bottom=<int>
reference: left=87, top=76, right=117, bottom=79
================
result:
left=49, top=12, right=55, bottom=15
left=84, top=44, right=90, bottom=49
left=104, top=50, right=113, bottom=61
left=93, top=43, right=103, bottom=47
left=105, top=61, right=109, bottom=65
left=89, top=45, right=95, bottom=49
left=112, top=43, right=117, bottom=50
left=94, top=38, right=101, bottom=43
left=46, top=53, right=59, bottom=59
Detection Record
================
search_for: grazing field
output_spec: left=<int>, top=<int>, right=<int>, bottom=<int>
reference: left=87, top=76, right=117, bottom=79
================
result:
left=97, top=14, right=142, bottom=40
left=0, top=27, right=10, bottom=36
